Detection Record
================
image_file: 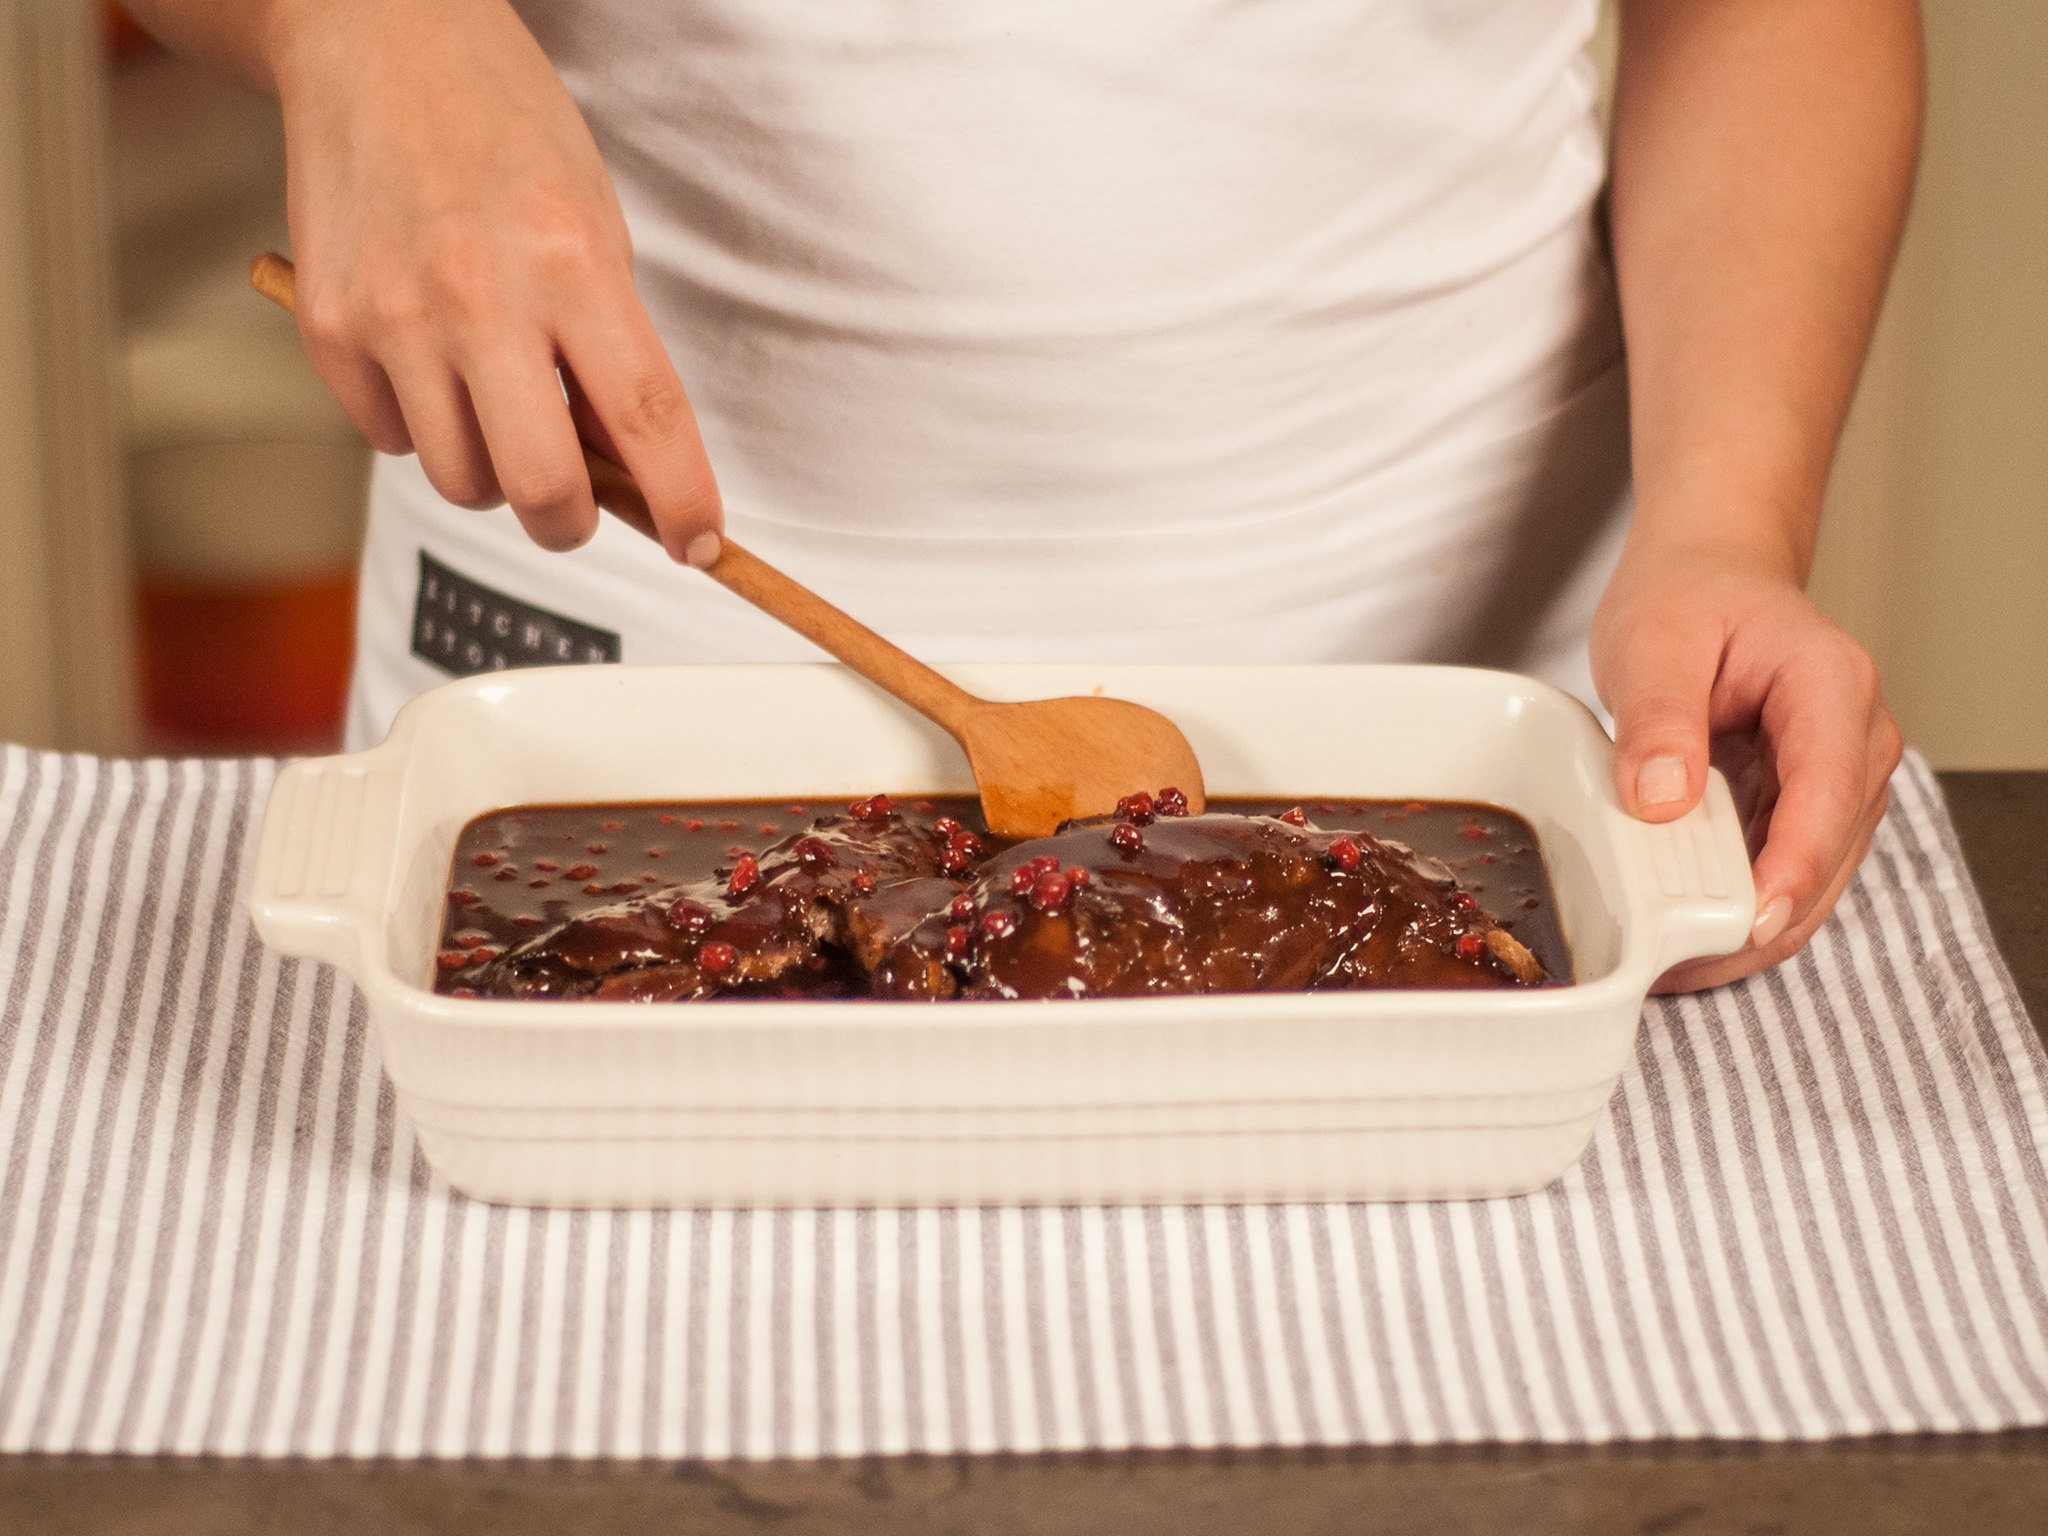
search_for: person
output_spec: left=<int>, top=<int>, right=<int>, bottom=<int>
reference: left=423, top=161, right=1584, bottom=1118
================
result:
left=129, top=0, right=1919, bottom=991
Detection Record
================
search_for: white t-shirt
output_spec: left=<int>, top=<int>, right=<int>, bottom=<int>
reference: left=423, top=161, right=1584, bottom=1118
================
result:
left=351, top=0, right=1629, bottom=749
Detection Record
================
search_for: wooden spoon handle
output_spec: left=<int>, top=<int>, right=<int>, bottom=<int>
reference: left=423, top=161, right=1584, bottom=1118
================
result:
left=578, top=448, right=983, bottom=730
left=250, top=252, right=985, bottom=735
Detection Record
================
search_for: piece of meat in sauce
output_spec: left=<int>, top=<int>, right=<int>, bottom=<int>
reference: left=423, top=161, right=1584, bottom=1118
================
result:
left=940, top=797, right=1548, bottom=1000
left=473, top=796, right=966, bottom=1001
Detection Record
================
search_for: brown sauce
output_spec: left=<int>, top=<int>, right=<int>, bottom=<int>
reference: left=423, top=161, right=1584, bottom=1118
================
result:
left=436, top=795, right=1570, bottom=1001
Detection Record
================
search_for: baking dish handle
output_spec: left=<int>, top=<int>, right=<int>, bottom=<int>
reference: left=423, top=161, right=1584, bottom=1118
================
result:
left=250, top=748, right=405, bottom=974
left=1629, top=768, right=1758, bottom=974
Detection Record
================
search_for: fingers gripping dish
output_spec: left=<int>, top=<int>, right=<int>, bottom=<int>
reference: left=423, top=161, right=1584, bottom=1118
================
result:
left=441, top=792, right=1560, bottom=1003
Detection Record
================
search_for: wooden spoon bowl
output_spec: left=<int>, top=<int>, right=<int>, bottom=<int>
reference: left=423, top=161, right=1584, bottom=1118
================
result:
left=250, top=253, right=1206, bottom=838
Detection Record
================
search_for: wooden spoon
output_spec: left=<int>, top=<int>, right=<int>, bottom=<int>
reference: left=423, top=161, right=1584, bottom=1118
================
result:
left=250, top=253, right=1205, bottom=836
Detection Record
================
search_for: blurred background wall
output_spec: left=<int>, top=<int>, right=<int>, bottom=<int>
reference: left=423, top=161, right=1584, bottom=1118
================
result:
left=0, top=0, right=2041, bottom=763
left=1806, top=2, right=2048, bottom=769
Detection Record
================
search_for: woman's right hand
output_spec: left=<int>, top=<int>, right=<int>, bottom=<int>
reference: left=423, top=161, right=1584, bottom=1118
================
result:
left=259, top=0, right=722, bottom=562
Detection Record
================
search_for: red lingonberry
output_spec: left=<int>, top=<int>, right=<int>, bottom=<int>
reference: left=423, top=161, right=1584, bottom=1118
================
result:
left=584, top=883, right=607, bottom=896
left=587, top=842, right=608, bottom=854
left=469, top=945, right=501, bottom=965
left=699, top=940, right=737, bottom=975
left=1030, top=854, right=1060, bottom=875
left=668, top=898, right=713, bottom=934
left=647, top=847, right=666, bottom=858
left=1328, top=836, right=1361, bottom=871
left=602, top=820, right=624, bottom=833
left=1109, top=823, right=1144, bottom=853
left=533, top=858, right=558, bottom=872
left=1156, top=786, right=1189, bottom=817
left=794, top=836, right=836, bottom=871
left=948, top=892, right=976, bottom=922
left=1404, top=801, right=1430, bottom=815
left=1115, top=790, right=1155, bottom=824
left=948, top=829, right=982, bottom=856
left=437, top=949, right=469, bottom=970
left=1010, top=865, right=1037, bottom=894
left=567, top=863, right=598, bottom=880
left=1029, top=871, right=1072, bottom=912
left=849, top=793, right=894, bottom=820
left=852, top=870, right=878, bottom=895
left=529, top=878, right=550, bottom=889
left=682, top=818, right=705, bottom=832
left=727, top=853, right=761, bottom=899
left=913, top=799, right=936, bottom=813
left=1279, top=806, right=1307, bottom=827
left=940, top=844, right=973, bottom=876
left=494, top=868, right=519, bottom=882
left=448, top=987, right=478, bottom=999
left=448, top=888, right=479, bottom=906
left=656, top=813, right=675, bottom=825
left=613, top=881, right=640, bottom=894
left=471, top=851, right=499, bottom=867
left=980, top=909, right=1017, bottom=939
left=453, top=929, right=490, bottom=947
left=788, top=803, right=809, bottom=817
left=933, top=816, right=962, bottom=837
left=759, top=824, right=779, bottom=836
left=1449, top=890, right=1480, bottom=915
left=1065, top=866, right=1090, bottom=888
left=944, top=924, right=969, bottom=961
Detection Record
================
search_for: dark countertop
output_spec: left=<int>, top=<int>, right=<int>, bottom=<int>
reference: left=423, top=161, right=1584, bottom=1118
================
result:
left=5, top=772, right=2044, bottom=1535
left=1938, top=772, right=2048, bottom=1045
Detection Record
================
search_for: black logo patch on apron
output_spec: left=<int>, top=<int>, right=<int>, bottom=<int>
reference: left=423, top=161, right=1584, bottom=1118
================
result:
left=411, top=550, right=622, bottom=677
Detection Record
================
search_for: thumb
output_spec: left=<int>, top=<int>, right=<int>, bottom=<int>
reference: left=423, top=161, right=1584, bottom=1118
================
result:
left=1601, top=620, right=1720, bottom=824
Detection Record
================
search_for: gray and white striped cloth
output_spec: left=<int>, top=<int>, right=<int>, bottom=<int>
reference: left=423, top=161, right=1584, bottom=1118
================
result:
left=0, top=745, right=2044, bottom=1455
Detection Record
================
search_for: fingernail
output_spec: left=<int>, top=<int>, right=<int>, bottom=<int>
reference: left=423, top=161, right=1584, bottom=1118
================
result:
left=1751, top=895, right=1793, bottom=950
left=685, top=532, right=722, bottom=570
left=1636, top=755, right=1688, bottom=807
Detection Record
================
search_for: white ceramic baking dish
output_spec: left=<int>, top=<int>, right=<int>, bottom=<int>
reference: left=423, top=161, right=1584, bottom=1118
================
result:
left=250, top=664, right=1752, bottom=1207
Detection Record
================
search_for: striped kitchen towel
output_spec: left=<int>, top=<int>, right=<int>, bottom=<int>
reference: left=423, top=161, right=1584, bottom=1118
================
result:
left=0, top=746, right=2043, bottom=1456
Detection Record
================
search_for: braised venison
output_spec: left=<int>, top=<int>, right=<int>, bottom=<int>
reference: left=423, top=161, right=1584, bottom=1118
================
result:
left=438, top=793, right=1567, bottom=1001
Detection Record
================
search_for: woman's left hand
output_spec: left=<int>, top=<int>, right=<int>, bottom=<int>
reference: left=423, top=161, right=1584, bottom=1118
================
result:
left=1591, top=541, right=1903, bottom=992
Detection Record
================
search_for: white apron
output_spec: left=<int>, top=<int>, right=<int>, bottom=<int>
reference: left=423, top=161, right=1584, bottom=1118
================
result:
left=350, top=0, right=1629, bottom=749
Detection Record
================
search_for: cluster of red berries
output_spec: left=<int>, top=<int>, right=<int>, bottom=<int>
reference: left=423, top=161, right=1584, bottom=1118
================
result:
left=1004, top=853, right=1088, bottom=913
left=849, top=793, right=894, bottom=821
left=933, top=815, right=982, bottom=875
left=437, top=939, right=502, bottom=970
